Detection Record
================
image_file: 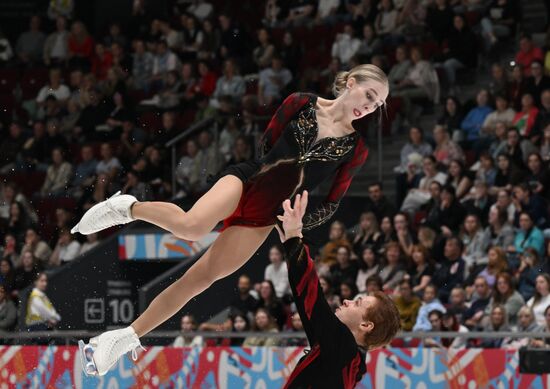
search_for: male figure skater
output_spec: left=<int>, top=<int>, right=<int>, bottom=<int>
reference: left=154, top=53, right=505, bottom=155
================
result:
left=276, top=191, right=400, bottom=388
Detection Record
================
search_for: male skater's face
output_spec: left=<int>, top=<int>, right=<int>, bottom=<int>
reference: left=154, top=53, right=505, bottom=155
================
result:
left=344, top=78, right=388, bottom=121
left=335, top=295, right=376, bottom=331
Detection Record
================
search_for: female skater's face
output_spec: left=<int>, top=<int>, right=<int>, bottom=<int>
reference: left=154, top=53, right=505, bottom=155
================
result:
left=343, top=77, right=388, bottom=121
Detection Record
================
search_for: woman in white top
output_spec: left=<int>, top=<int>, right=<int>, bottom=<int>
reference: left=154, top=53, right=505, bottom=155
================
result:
left=172, top=314, right=203, bottom=347
left=355, top=246, right=380, bottom=293
left=527, top=274, right=550, bottom=326
left=263, top=244, right=290, bottom=298
left=25, top=272, right=61, bottom=330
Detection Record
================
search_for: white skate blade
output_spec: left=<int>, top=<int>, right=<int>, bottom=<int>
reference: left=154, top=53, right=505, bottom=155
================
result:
left=79, top=340, right=98, bottom=376
left=70, top=223, right=79, bottom=234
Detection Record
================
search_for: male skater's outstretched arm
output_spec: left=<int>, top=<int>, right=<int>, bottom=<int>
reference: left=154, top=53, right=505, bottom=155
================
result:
left=276, top=191, right=400, bottom=389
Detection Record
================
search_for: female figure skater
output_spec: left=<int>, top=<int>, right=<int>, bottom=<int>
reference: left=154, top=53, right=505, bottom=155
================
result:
left=77, top=64, right=389, bottom=376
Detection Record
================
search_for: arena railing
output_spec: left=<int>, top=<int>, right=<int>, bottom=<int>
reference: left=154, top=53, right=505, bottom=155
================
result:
left=2, top=331, right=550, bottom=346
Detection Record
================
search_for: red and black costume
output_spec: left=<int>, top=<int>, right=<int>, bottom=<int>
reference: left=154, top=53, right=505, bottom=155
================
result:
left=283, top=237, right=367, bottom=388
left=222, top=92, right=369, bottom=231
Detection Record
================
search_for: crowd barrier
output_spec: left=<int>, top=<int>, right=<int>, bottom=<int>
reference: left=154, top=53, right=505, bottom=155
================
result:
left=0, top=345, right=548, bottom=388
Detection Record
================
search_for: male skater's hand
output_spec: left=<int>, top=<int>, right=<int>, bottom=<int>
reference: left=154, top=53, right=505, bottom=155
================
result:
left=275, top=191, right=308, bottom=242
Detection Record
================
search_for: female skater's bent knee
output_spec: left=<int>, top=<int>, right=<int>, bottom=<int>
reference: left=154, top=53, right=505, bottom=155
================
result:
left=173, top=215, right=209, bottom=241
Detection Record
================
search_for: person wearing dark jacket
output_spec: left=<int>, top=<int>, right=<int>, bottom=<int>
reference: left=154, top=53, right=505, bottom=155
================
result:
left=0, top=285, right=17, bottom=331
left=277, top=192, right=400, bottom=389
left=432, top=236, right=465, bottom=303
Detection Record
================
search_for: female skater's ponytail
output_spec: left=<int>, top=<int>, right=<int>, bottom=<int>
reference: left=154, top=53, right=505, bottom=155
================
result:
left=331, top=64, right=388, bottom=98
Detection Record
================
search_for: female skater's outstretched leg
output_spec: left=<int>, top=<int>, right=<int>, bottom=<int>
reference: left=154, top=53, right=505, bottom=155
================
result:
left=131, top=224, right=274, bottom=336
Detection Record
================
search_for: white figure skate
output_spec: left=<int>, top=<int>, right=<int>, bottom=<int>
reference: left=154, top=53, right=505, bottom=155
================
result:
left=71, top=191, right=137, bottom=235
left=78, top=327, right=144, bottom=376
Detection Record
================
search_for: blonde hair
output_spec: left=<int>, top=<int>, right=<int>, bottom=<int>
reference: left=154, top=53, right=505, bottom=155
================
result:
left=332, top=64, right=388, bottom=98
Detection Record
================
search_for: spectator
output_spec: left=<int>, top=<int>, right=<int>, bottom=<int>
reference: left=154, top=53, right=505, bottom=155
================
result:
left=193, top=61, right=217, bottom=97
left=319, top=276, right=341, bottom=311
left=279, top=32, right=300, bottom=75
left=476, top=246, right=509, bottom=288
left=423, top=310, right=444, bottom=347
left=189, top=130, right=222, bottom=193
left=351, top=212, right=382, bottom=257
left=440, top=313, right=470, bottom=348
left=0, top=259, right=15, bottom=295
left=400, top=156, right=447, bottom=215
left=408, top=244, right=435, bottom=296
left=363, top=182, right=396, bottom=223
left=395, top=126, right=433, bottom=178
left=7, top=202, right=32, bottom=243
left=393, top=46, right=440, bottom=125
left=151, top=40, right=180, bottom=87
left=374, top=0, right=398, bottom=39
left=175, top=139, right=200, bottom=197
left=481, top=95, right=516, bottom=138
left=264, top=244, right=290, bottom=299
left=504, top=127, right=526, bottom=169
left=504, top=306, right=538, bottom=348
left=49, top=229, right=81, bottom=266
left=433, top=236, right=466, bottom=303
left=490, top=153, right=523, bottom=195
left=439, top=14, right=478, bottom=90
left=438, top=96, right=464, bottom=135
left=394, top=212, right=415, bottom=257
left=13, top=252, right=41, bottom=295
left=532, top=90, right=550, bottom=141
left=485, top=272, right=525, bottom=327
left=242, top=308, right=280, bottom=346
left=2, top=235, right=19, bottom=271
left=462, top=181, right=492, bottom=222
left=197, top=19, right=220, bottom=61
left=339, top=280, right=359, bottom=301
left=67, top=21, right=94, bottom=68
left=330, top=246, right=359, bottom=290
left=25, top=272, right=61, bottom=331
left=460, top=213, right=486, bottom=276
left=253, top=28, right=275, bottom=70
left=460, top=89, right=494, bottom=144
left=211, top=59, right=245, bottom=107
left=20, top=228, right=52, bottom=268
left=526, top=153, right=550, bottom=199
left=229, top=275, right=258, bottom=318
left=531, top=305, right=550, bottom=348
left=131, top=39, right=154, bottom=91
left=512, top=93, right=539, bottom=137
left=379, top=242, right=406, bottom=292
left=413, top=284, right=446, bottom=331
left=463, top=276, right=492, bottom=329
left=173, top=314, right=204, bottom=347
left=91, top=43, right=113, bottom=80
left=218, top=14, right=246, bottom=58
left=511, top=212, right=545, bottom=257
left=527, top=274, right=550, bottom=326
left=70, top=145, right=98, bottom=198
left=488, top=63, right=510, bottom=98
left=79, top=233, right=100, bottom=255
left=426, top=0, right=454, bottom=45
left=479, top=305, right=511, bottom=348
left=283, top=311, right=308, bottom=347
left=356, top=24, right=382, bottom=61
left=489, top=122, right=509, bottom=159
left=542, top=125, right=550, bottom=161
left=379, top=215, right=396, bottom=246
left=515, top=35, right=544, bottom=77
left=44, top=16, right=69, bottom=66
left=0, top=285, right=17, bottom=331
left=447, top=287, right=468, bottom=323
left=229, top=312, right=250, bottom=346
left=122, top=170, right=152, bottom=201
left=480, top=0, right=516, bottom=49
left=525, top=61, right=550, bottom=107
left=0, top=123, right=27, bottom=174
left=91, top=142, right=122, bottom=203
left=356, top=246, right=380, bottom=293
left=331, top=24, right=361, bottom=66
left=513, top=183, right=547, bottom=229
left=258, top=56, right=293, bottom=106
left=447, top=160, right=472, bottom=200
left=16, top=15, right=46, bottom=65
left=394, top=279, right=421, bottom=331
left=388, top=45, right=412, bottom=91
left=286, top=0, right=316, bottom=26
left=433, top=125, right=465, bottom=166
left=320, top=221, right=352, bottom=267
left=39, top=148, right=73, bottom=196
left=517, top=248, right=545, bottom=301
left=510, top=64, right=528, bottom=110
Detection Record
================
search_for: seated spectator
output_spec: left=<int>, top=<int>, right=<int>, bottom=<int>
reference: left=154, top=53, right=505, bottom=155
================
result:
left=173, top=314, right=204, bottom=347
left=356, top=246, right=380, bottom=293
left=394, top=212, right=415, bottom=257
left=532, top=90, right=550, bottom=142
left=25, top=272, right=61, bottom=331
left=463, top=276, right=492, bottom=329
left=515, top=34, right=544, bottom=77
left=331, top=24, right=361, bottom=67
left=527, top=274, right=550, bottom=326
left=74, top=89, right=112, bottom=140
left=356, top=24, right=382, bottom=61
left=379, top=216, right=396, bottom=246
left=330, top=246, right=359, bottom=290
left=438, top=97, right=464, bottom=135
left=433, top=237, right=466, bottom=303
left=485, top=272, right=525, bottom=327
left=20, top=228, right=52, bottom=268
left=476, top=247, right=509, bottom=289
left=479, top=305, right=511, bottom=348
left=15, top=15, right=46, bottom=65
left=425, top=185, right=465, bottom=235
left=122, top=170, right=152, bottom=201
left=264, top=244, right=290, bottom=299
left=131, top=39, right=154, bottom=91
left=488, top=63, right=510, bottom=98
left=374, top=0, right=398, bottom=40
left=151, top=40, right=180, bottom=88
left=379, top=242, right=406, bottom=292
left=13, top=252, right=41, bottom=295
left=70, top=145, right=98, bottom=199
left=489, top=123, right=509, bottom=159
left=395, top=0, right=427, bottom=36
left=481, top=95, right=515, bottom=139
left=49, top=229, right=81, bottom=266
left=0, top=285, right=17, bottom=331
left=394, top=279, right=421, bottom=331
left=393, top=47, right=440, bottom=125
left=39, top=148, right=73, bottom=197
left=79, top=233, right=100, bottom=255
left=319, top=221, right=352, bottom=267
left=460, top=214, right=486, bottom=276
left=0, top=259, right=15, bottom=295
left=511, top=212, right=545, bottom=257
left=433, top=125, right=465, bottom=166
left=460, top=89, right=494, bottom=145
left=175, top=139, right=200, bottom=197
left=68, top=21, right=94, bottom=68
left=0, top=123, right=28, bottom=174
left=437, top=14, right=478, bottom=90
left=210, top=59, right=245, bottom=107
left=504, top=306, right=539, bottom=348
left=525, top=61, right=550, bottom=107
left=517, top=248, right=545, bottom=301
left=319, top=276, right=341, bottom=311
left=228, top=312, right=250, bottom=346
left=480, top=0, right=516, bottom=50
left=258, top=56, right=293, bottom=107
left=90, top=142, right=122, bottom=204
left=253, top=28, right=275, bottom=70
left=351, top=212, right=383, bottom=257
left=35, top=68, right=70, bottom=118
left=364, top=182, right=396, bottom=223
left=413, top=284, right=446, bottom=331
left=438, top=313, right=469, bottom=349
left=285, top=0, right=316, bottom=26
left=189, top=130, right=223, bottom=193
left=423, top=310, right=444, bottom=347
left=43, top=16, right=69, bottom=66
left=512, top=93, right=539, bottom=138
left=6, top=202, right=32, bottom=243
left=447, top=287, right=468, bottom=323
left=512, top=184, right=548, bottom=229
left=447, top=160, right=472, bottom=200
left=462, top=181, right=492, bottom=222
left=526, top=153, right=550, bottom=199
left=339, top=280, right=359, bottom=301
left=229, top=275, right=258, bottom=318
left=407, top=244, right=435, bottom=296
left=531, top=305, right=550, bottom=348
left=388, top=45, right=412, bottom=91
left=490, top=153, right=523, bottom=195
left=91, top=43, right=113, bottom=80
left=283, top=311, right=308, bottom=347
left=242, top=308, right=280, bottom=346
left=401, top=156, right=447, bottom=215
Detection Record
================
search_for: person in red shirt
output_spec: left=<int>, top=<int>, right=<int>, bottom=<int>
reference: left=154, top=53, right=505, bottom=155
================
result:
left=68, top=21, right=94, bottom=68
left=91, top=43, right=113, bottom=80
left=515, top=34, right=543, bottom=77
left=194, top=60, right=217, bottom=96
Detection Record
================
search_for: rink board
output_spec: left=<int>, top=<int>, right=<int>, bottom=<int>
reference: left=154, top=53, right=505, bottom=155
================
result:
left=0, top=346, right=548, bottom=388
